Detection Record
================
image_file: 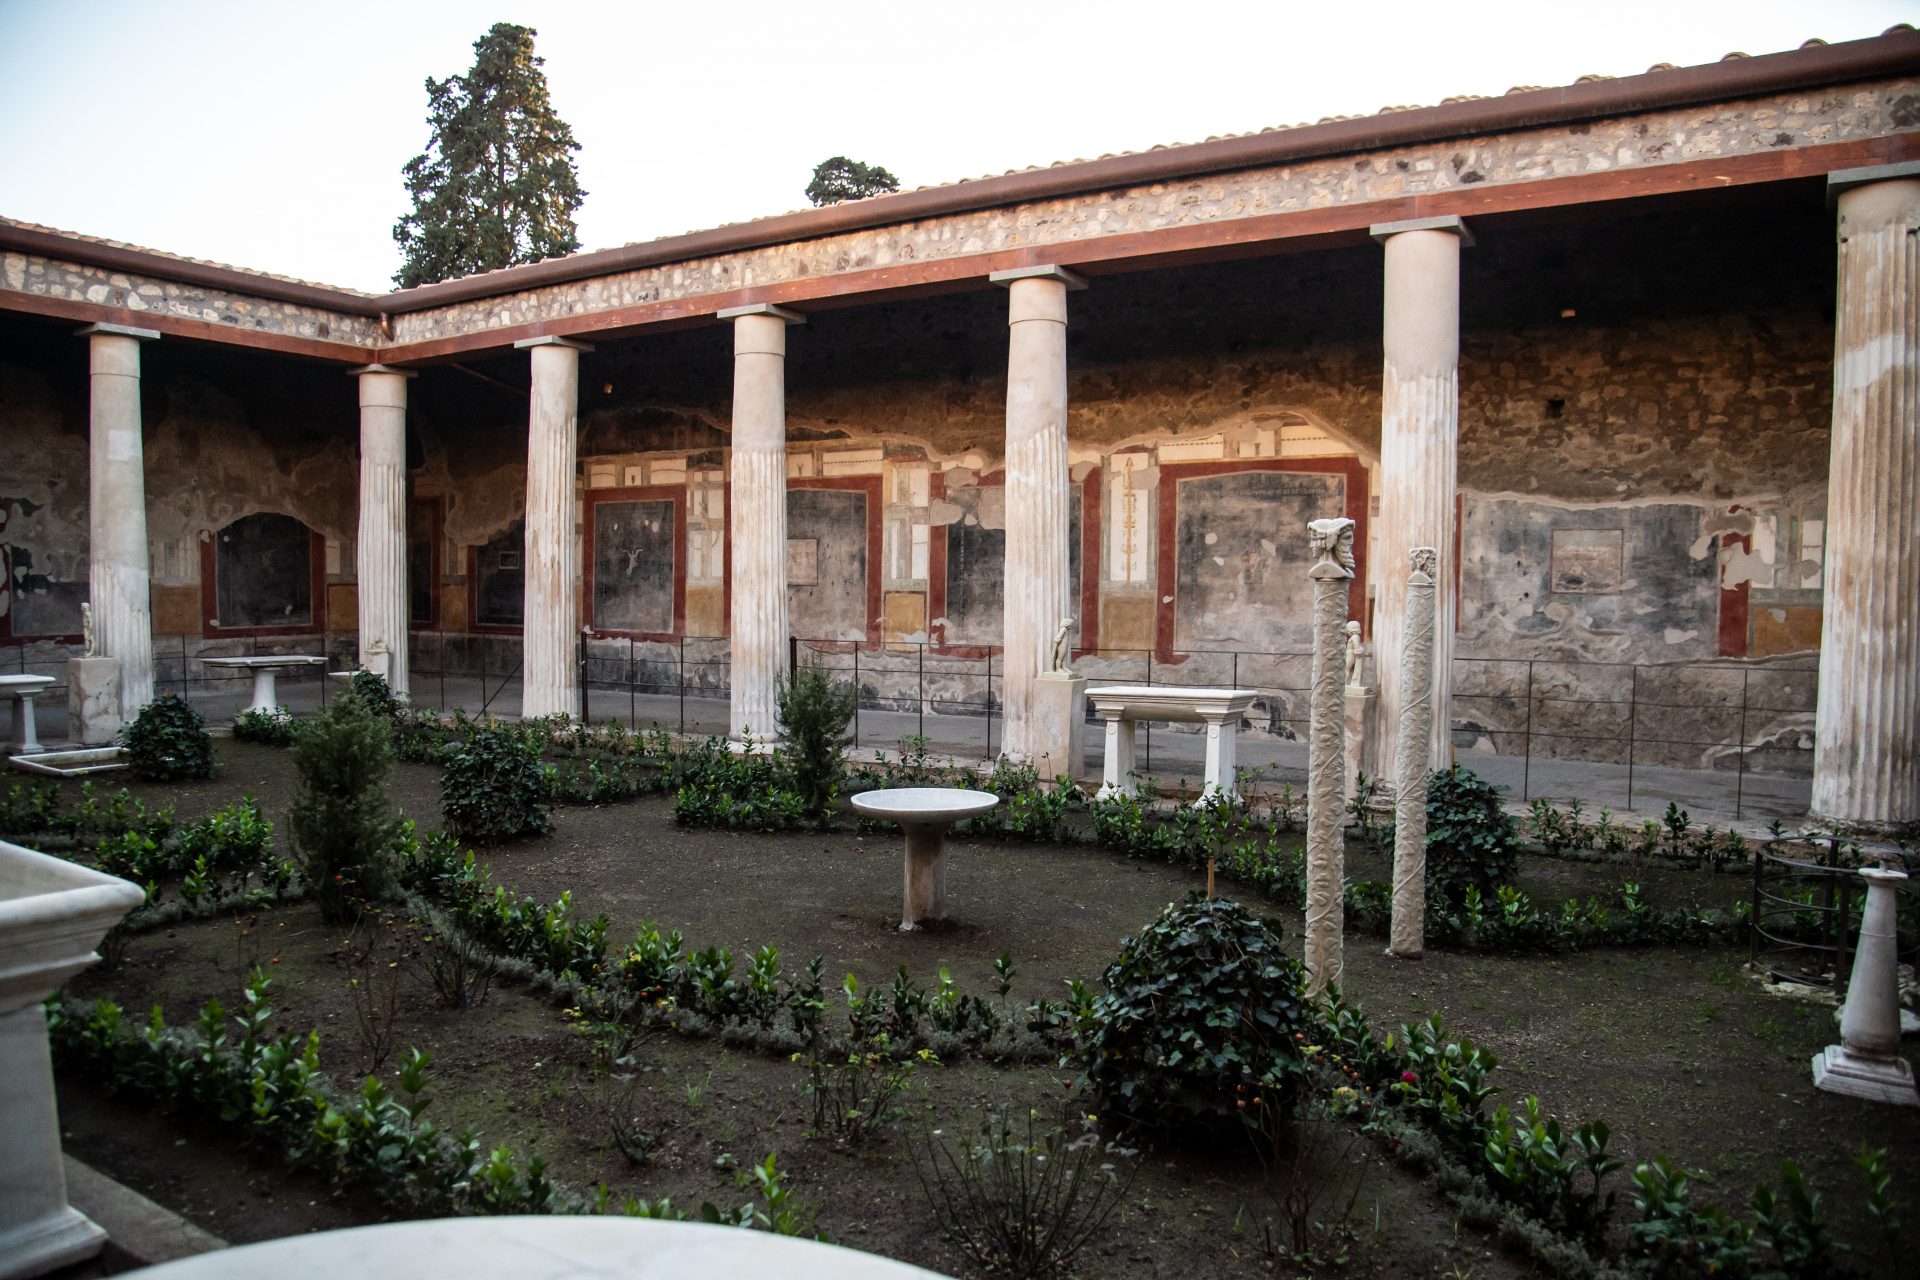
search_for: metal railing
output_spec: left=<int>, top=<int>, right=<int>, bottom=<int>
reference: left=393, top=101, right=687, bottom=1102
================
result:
left=1750, top=835, right=1917, bottom=993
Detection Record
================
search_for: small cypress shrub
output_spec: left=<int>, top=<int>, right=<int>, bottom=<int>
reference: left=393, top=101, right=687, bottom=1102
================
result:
left=290, top=694, right=402, bottom=924
left=123, top=694, right=215, bottom=781
left=775, top=665, right=857, bottom=823
left=440, top=722, right=552, bottom=843
left=1425, top=765, right=1520, bottom=908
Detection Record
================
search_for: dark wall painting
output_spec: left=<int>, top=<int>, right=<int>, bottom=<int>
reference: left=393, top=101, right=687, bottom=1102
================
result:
left=1172, top=470, right=1344, bottom=651
left=592, top=499, right=677, bottom=635
left=788, top=487, right=869, bottom=641
left=215, top=512, right=314, bottom=629
left=474, top=519, right=524, bottom=628
left=941, top=484, right=1080, bottom=647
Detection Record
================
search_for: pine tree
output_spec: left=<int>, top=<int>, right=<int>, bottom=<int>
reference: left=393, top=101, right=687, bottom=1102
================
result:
left=805, top=156, right=901, bottom=206
left=392, top=23, right=585, bottom=288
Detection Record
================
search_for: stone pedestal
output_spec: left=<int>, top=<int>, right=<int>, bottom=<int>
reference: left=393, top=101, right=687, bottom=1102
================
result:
left=1342, top=686, right=1375, bottom=804
left=1812, top=867, right=1918, bottom=1105
left=721, top=305, right=805, bottom=744
left=81, top=324, right=159, bottom=721
left=990, top=266, right=1084, bottom=769
left=0, top=677, right=54, bottom=756
left=1812, top=167, right=1920, bottom=834
left=353, top=366, right=414, bottom=701
left=1366, top=218, right=1467, bottom=790
left=1030, top=672, right=1086, bottom=781
left=1305, top=518, right=1355, bottom=995
left=516, top=337, right=593, bottom=722
left=0, top=840, right=146, bottom=1280
left=66, top=657, right=121, bottom=746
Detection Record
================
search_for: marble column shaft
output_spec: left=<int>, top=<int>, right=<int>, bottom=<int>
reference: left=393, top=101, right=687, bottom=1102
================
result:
left=518, top=337, right=591, bottom=721
left=1370, top=219, right=1466, bottom=787
left=82, top=325, right=158, bottom=720
left=992, top=267, right=1081, bottom=765
left=724, top=306, right=803, bottom=742
left=355, top=366, right=413, bottom=699
left=1305, top=523, right=1354, bottom=994
left=1390, top=548, right=1438, bottom=958
left=1813, top=169, right=1920, bottom=833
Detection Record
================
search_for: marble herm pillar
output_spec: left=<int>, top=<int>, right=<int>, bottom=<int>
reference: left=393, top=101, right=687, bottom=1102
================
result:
left=80, top=324, right=159, bottom=721
left=1305, top=517, right=1356, bottom=995
left=1390, top=547, right=1439, bottom=959
left=1813, top=165, right=1920, bottom=835
left=353, top=365, right=415, bottom=700
left=1368, top=217, right=1468, bottom=789
left=720, top=304, right=805, bottom=743
left=990, top=265, right=1085, bottom=766
left=516, top=336, right=593, bottom=721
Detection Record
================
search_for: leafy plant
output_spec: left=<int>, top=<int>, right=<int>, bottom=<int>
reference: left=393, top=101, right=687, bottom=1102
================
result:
left=233, top=707, right=296, bottom=746
left=123, top=694, right=214, bottom=781
left=1083, top=896, right=1312, bottom=1134
left=775, top=665, right=857, bottom=823
left=1423, top=765, right=1519, bottom=909
left=422, top=926, right=496, bottom=1009
left=341, top=669, right=400, bottom=720
left=290, top=694, right=404, bottom=924
left=913, top=1107, right=1138, bottom=1280
left=440, top=721, right=552, bottom=843
left=795, top=1034, right=934, bottom=1147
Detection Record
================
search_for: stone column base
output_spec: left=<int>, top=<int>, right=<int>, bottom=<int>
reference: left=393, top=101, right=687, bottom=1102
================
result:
left=67, top=657, right=122, bottom=747
left=1811, top=1043, right=1919, bottom=1106
left=1028, top=672, right=1086, bottom=782
left=1343, top=685, right=1376, bottom=805
left=0, top=1204, right=108, bottom=1280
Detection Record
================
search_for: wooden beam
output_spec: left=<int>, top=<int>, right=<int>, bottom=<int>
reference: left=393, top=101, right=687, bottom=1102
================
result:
left=0, top=293, right=374, bottom=364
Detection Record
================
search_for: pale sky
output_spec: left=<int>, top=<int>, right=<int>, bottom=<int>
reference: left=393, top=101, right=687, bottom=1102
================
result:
left=0, top=0, right=1911, bottom=293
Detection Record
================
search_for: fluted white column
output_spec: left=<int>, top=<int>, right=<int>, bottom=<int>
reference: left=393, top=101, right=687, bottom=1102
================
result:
left=80, top=324, right=158, bottom=720
left=1813, top=165, right=1920, bottom=834
left=721, top=304, right=805, bottom=743
left=516, top=336, right=592, bottom=721
left=1370, top=216, right=1469, bottom=785
left=990, top=265, right=1084, bottom=765
left=352, top=365, right=414, bottom=699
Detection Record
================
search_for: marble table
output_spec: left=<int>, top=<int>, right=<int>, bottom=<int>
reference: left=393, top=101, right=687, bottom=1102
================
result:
left=0, top=675, right=56, bottom=755
left=135, top=1216, right=950, bottom=1279
left=198, top=655, right=326, bottom=716
left=1085, top=685, right=1259, bottom=803
left=851, top=787, right=999, bottom=931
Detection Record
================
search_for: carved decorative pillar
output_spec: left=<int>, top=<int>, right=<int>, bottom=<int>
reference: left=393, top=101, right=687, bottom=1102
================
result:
left=1813, top=165, right=1920, bottom=834
left=1368, top=216, right=1469, bottom=788
left=1305, top=517, right=1355, bottom=995
left=80, top=324, right=159, bottom=720
left=720, top=304, right=805, bottom=743
left=353, top=365, right=414, bottom=699
left=516, top=336, right=593, bottom=721
left=1390, top=547, right=1438, bottom=959
left=990, top=265, right=1085, bottom=765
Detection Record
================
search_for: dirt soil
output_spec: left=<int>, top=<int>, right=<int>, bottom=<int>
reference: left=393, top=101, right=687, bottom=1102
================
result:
left=48, top=742, right=1920, bottom=1276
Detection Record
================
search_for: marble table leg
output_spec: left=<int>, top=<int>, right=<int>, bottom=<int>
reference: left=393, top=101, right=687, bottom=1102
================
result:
left=901, top=824, right=948, bottom=931
left=1199, top=715, right=1238, bottom=805
left=1097, top=717, right=1136, bottom=799
left=248, top=669, right=279, bottom=715
left=8, top=695, right=42, bottom=754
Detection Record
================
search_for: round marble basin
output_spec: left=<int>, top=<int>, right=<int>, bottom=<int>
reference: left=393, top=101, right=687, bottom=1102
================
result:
left=851, top=788, right=999, bottom=931
left=850, top=787, right=999, bottom=827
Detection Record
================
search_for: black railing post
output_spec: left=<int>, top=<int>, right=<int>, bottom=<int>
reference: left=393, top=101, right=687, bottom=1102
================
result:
left=579, top=629, right=590, bottom=724
left=1626, top=665, right=1639, bottom=813
left=1736, top=667, right=1749, bottom=821
left=1522, top=659, right=1534, bottom=802
left=918, top=641, right=925, bottom=742
left=851, top=643, right=861, bottom=750
left=678, top=636, right=687, bottom=734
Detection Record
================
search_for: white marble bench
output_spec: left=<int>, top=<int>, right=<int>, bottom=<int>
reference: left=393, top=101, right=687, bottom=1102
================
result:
left=0, top=674, right=56, bottom=755
left=198, top=655, right=326, bottom=717
left=1085, top=685, right=1260, bottom=803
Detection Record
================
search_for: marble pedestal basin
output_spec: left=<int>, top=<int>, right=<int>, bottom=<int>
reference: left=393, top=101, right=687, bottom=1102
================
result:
left=199, top=654, right=326, bottom=717
left=0, top=839, right=145, bottom=1279
left=851, top=788, right=998, bottom=931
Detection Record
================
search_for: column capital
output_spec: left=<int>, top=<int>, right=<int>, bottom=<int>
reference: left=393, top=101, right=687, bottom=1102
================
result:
left=989, top=264, right=1088, bottom=290
left=513, top=335, right=595, bottom=353
left=717, top=302, right=807, bottom=324
left=1828, top=160, right=1920, bottom=204
left=1369, top=215, right=1474, bottom=247
left=76, top=323, right=160, bottom=342
left=347, top=363, right=417, bottom=378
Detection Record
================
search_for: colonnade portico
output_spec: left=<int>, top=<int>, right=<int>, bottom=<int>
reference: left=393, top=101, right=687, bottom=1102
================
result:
left=80, top=323, right=158, bottom=721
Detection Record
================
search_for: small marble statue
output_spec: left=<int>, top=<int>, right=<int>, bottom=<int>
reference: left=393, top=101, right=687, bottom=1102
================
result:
left=81, top=602, right=96, bottom=658
left=1343, top=621, right=1363, bottom=687
left=1049, top=616, right=1074, bottom=674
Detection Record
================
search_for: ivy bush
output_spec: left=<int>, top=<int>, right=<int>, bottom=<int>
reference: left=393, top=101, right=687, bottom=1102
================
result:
left=441, top=721, right=552, bottom=843
left=341, top=668, right=401, bottom=719
left=290, top=694, right=404, bottom=923
left=775, top=666, right=857, bottom=823
left=1083, top=896, right=1312, bottom=1134
left=123, top=694, right=214, bottom=781
left=1421, top=765, right=1521, bottom=909
left=232, top=707, right=296, bottom=746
